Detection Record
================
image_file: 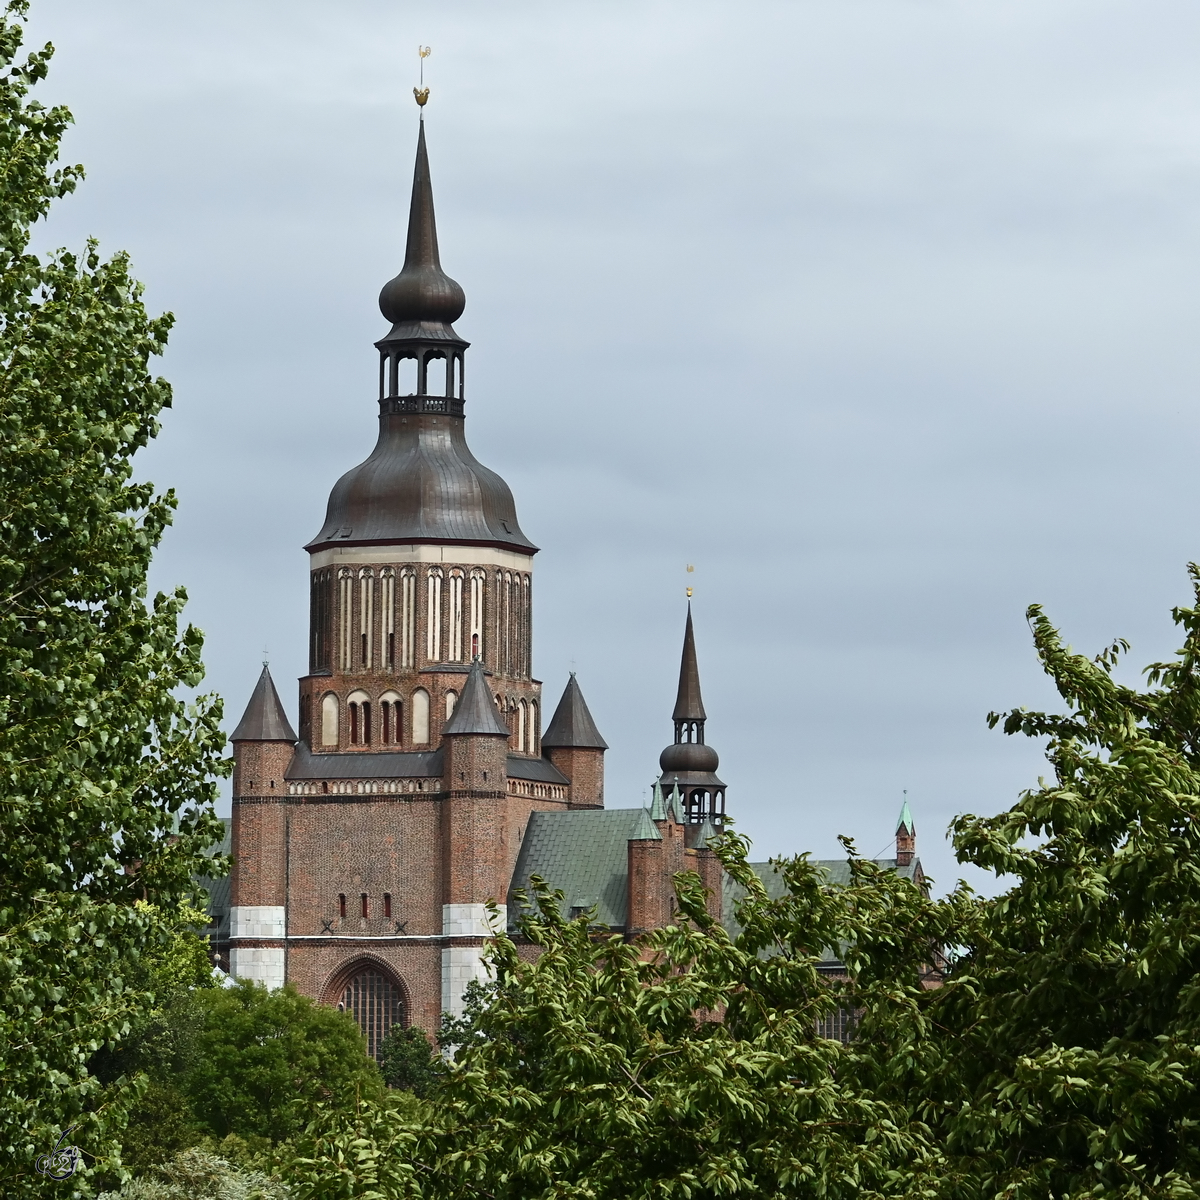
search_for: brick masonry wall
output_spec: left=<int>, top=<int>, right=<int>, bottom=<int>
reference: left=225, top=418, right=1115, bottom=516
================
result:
left=545, top=746, right=605, bottom=809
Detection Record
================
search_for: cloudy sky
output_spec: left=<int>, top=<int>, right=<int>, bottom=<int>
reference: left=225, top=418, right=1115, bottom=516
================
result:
left=25, top=0, right=1200, bottom=893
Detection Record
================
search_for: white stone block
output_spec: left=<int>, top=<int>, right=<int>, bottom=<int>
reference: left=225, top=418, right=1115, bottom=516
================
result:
left=230, top=905, right=286, bottom=939
left=231, top=946, right=285, bottom=991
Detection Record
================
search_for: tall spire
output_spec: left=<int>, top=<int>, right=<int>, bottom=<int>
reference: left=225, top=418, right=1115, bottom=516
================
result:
left=672, top=603, right=706, bottom=726
left=378, top=121, right=466, bottom=339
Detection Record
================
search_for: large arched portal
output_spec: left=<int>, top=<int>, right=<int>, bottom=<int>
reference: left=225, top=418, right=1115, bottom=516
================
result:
left=329, top=960, right=407, bottom=1060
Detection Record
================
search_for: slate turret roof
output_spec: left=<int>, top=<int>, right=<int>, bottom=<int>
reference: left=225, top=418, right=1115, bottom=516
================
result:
left=541, top=673, right=608, bottom=750
left=231, top=665, right=296, bottom=743
left=442, top=659, right=510, bottom=737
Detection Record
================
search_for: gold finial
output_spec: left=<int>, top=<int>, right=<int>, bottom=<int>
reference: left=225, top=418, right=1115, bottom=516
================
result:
left=686, top=587, right=693, bottom=598
left=686, top=563, right=694, bottom=598
left=414, top=45, right=431, bottom=107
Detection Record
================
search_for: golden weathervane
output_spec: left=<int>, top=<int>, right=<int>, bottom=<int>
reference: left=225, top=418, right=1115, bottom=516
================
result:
left=414, top=46, right=431, bottom=107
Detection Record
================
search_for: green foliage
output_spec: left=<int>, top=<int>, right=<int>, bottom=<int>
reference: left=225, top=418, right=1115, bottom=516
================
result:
left=183, top=981, right=385, bottom=1144
left=0, top=1, right=227, bottom=1189
left=898, top=568, right=1200, bottom=1198
left=377, top=1025, right=443, bottom=1099
left=96, top=1147, right=289, bottom=1200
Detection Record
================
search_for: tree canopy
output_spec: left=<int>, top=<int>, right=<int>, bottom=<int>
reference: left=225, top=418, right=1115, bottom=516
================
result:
left=0, top=0, right=227, bottom=1189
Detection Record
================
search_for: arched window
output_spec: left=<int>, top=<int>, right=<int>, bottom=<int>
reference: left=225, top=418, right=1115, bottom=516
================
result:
left=530, top=699, right=539, bottom=754
left=469, top=569, right=485, bottom=661
left=380, top=690, right=402, bottom=745
left=502, top=572, right=513, bottom=674
left=426, top=569, right=443, bottom=662
left=321, top=693, right=340, bottom=746
left=310, top=569, right=333, bottom=673
left=338, top=570, right=353, bottom=671
left=412, top=688, right=430, bottom=744
left=423, top=354, right=447, bottom=396
left=381, top=569, right=395, bottom=670
left=400, top=569, right=416, bottom=668
left=340, top=966, right=405, bottom=1061
left=517, top=699, right=527, bottom=753
left=348, top=689, right=370, bottom=746
left=445, top=690, right=458, bottom=720
left=521, top=574, right=531, bottom=678
left=449, top=570, right=464, bottom=661
left=358, top=569, right=374, bottom=668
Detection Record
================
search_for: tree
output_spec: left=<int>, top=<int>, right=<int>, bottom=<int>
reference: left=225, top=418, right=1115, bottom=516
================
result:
left=182, top=981, right=385, bottom=1144
left=0, top=1, right=227, bottom=1188
left=881, top=571, right=1200, bottom=1199
left=377, top=1025, right=443, bottom=1099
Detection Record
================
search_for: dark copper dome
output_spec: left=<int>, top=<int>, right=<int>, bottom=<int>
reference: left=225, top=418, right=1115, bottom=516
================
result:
left=659, top=741, right=719, bottom=774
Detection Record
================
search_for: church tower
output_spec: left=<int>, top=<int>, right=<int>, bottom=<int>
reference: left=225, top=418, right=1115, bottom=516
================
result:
left=228, top=113, right=602, bottom=1038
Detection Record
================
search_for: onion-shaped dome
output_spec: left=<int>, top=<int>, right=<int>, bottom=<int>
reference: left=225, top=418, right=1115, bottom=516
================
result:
left=378, top=121, right=466, bottom=338
left=659, top=741, right=719, bottom=774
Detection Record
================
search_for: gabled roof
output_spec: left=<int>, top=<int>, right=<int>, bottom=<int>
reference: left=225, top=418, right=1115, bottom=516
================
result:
left=442, top=660, right=510, bottom=737
left=508, top=808, right=659, bottom=930
left=231, top=666, right=297, bottom=743
left=541, top=674, right=608, bottom=750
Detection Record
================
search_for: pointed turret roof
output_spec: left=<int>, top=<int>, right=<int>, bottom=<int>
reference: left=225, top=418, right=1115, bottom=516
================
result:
left=377, top=119, right=466, bottom=340
left=649, top=779, right=666, bottom=821
left=541, top=674, right=608, bottom=750
left=231, top=665, right=297, bottom=743
left=630, top=809, right=662, bottom=842
left=897, top=797, right=915, bottom=834
left=672, top=603, right=706, bottom=722
left=442, top=659, right=510, bottom=737
left=693, top=816, right=720, bottom=849
left=668, top=783, right=686, bottom=825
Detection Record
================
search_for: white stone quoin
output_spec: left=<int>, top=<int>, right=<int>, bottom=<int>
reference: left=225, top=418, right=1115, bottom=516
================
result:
left=229, top=905, right=286, bottom=991
left=441, top=903, right=506, bottom=1018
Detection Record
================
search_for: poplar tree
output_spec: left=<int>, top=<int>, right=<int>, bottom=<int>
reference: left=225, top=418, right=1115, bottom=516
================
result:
left=0, top=2, right=226, bottom=1191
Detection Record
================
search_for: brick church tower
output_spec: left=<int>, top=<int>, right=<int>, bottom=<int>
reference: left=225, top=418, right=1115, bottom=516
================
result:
left=228, top=114, right=606, bottom=1043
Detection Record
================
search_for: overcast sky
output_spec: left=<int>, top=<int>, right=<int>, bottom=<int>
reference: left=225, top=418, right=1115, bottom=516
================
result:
left=24, top=0, right=1200, bottom=894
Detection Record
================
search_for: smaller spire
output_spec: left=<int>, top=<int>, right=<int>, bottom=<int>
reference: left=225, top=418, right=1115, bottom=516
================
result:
left=442, top=660, right=509, bottom=737
left=669, top=783, right=686, bottom=825
left=649, top=779, right=666, bottom=822
left=541, top=673, right=608, bottom=750
left=897, top=795, right=915, bottom=835
left=672, top=603, right=706, bottom=723
left=231, top=665, right=296, bottom=743
left=630, top=808, right=662, bottom=842
left=895, top=792, right=916, bottom=868
left=693, top=816, right=719, bottom=849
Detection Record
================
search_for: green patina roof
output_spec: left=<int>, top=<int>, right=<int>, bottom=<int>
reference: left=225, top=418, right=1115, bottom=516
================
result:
left=722, top=858, right=923, bottom=964
left=509, top=807, right=661, bottom=930
left=897, top=796, right=915, bottom=834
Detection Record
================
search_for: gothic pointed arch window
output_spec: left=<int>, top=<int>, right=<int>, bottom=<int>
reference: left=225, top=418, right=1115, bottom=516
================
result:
left=338, top=570, right=354, bottom=671
left=335, top=963, right=406, bottom=1061
left=358, top=569, right=375, bottom=669
left=530, top=699, right=539, bottom=755
left=412, top=688, right=430, bottom=744
left=469, top=569, right=485, bottom=661
left=517, top=699, right=527, bottom=753
left=399, top=568, right=416, bottom=669
left=445, top=689, right=458, bottom=720
left=448, top=569, right=464, bottom=661
left=426, top=569, right=443, bottom=662
left=381, top=568, right=396, bottom=669
left=321, top=693, right=340, bottom=746
left=521, top=574, right=531, bottom=678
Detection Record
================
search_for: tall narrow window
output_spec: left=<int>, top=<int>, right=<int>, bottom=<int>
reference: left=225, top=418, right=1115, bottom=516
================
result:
left=359, top=569, right=374, bottom=668
left=521, top=574, right=531, bottom=678
left=361, top=893, right=369, bottom=918
left=383, top=894, right=392, bottom=918
left=339, top=894, right=347, bottom=918
left=348, top=690, right=370, bottom=746
left=321, top=694, right=340, bottom=746
left=518, top=699, right=527, bottom=753
left=426, top=569, right=443, bottom=662
left=310, top=569, right=333, bottom=673
left=470, top=569, right=485, bottom=661
left=400, top=569, right=416, bottom=668
left=502, top=572, right=513, bottom=674
left=445, top=690, right=458, bottom=720
left=412, top=688, right=430, bottom=744
left=380, top=691, right=402, bottom=745
left=530, top=699, right=539, bottom=754
left=449, top=570, right=464, bottom=661
left=338, top=570, right=353, bottom=671
left=381, top=569, right=395, bottom=669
